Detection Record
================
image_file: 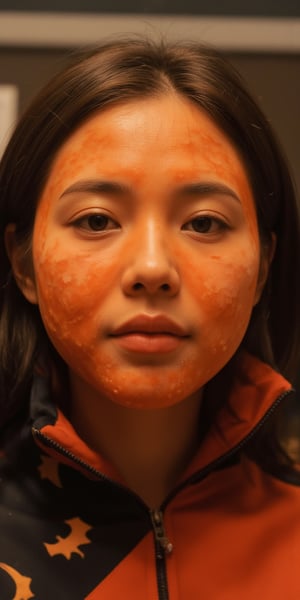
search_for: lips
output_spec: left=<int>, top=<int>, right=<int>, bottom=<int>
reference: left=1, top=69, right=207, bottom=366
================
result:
left=110, top=314, right=188, bottom=337
left=110, top=315, right=189, bottom=353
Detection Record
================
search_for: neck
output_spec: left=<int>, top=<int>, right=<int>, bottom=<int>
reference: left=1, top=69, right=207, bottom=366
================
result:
left=70, top=380, right=203, bottom=508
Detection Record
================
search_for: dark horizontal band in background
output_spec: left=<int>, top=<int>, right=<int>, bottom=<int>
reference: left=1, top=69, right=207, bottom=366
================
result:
left=0, top=0, right=300, bottom=17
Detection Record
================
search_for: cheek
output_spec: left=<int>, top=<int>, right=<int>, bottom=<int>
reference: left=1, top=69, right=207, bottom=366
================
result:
left=186, top=247, right=260, bottom=336
left=204, top=260, right=257, bottom=313
left=33, top=240, right=118, bottom=344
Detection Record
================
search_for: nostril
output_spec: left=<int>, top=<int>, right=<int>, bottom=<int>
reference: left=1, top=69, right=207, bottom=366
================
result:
left=131, top=281, right=171, bottom=292
left=161, top=283, right=170, bottom=291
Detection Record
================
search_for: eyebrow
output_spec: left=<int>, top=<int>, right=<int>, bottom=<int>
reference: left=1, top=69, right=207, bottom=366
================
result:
left=175, top=182, right=241, bottom=203
left=59, top=179, right=241, bottom=203
left=59, top=180, right=128, bottom=199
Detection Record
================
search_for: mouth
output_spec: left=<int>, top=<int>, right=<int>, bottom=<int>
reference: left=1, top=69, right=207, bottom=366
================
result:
left=109, top=314, right=190, bottom=354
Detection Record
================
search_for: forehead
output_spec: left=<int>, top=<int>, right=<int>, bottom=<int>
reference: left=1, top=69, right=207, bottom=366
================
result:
left=42, top=94, right=254, bottom=205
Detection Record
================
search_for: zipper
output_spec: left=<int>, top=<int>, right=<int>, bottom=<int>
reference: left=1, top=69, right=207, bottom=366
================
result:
left=32, top=389, right=291, bottom=493
left=150, top=510, right=172, bottom=600
left=33, top=427, right=172, bottom=600
left=151, top=509, right=173, bottom=556
left=32, top=388, right=292, bottom=599
left=161, top=389, right=293, bottom=508
left=32, top=426, right=145, bottom=496
left=146, top=389, right=292, bottom=599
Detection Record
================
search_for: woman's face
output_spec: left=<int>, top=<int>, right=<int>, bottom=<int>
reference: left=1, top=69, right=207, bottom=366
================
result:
left=24, top=95, right=265, bottom=409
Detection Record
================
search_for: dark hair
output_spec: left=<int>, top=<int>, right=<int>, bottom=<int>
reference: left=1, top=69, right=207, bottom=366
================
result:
left=0, top=38, right=300, bottom=445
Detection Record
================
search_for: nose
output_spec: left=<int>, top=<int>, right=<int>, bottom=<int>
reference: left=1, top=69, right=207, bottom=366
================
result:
left=121, top=221, right=180, bottom=297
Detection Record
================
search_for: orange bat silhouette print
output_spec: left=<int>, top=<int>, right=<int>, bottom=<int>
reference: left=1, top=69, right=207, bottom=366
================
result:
left=0, top=562, right=34, bottom=599
left=44, top=517, right=92, bottom=559
left=38, top=455, right=62, bottom=488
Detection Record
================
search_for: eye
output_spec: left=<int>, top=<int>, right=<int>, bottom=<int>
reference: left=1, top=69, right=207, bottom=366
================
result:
left=72, top=213, right=119, bottom=232
left=182, top=215, right=229, bottom=234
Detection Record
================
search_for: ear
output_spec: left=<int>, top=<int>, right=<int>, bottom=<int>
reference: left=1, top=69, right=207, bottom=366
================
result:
left=254, top=232, right=276, bottom=305
left=4, top=224, right=38, bottom=304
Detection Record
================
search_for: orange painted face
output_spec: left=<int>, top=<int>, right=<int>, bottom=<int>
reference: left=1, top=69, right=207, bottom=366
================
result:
left=29, top=95, right=264, bottom=409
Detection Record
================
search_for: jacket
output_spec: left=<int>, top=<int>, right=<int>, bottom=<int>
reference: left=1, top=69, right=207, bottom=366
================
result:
left=0, top=352, right=299, bottom=600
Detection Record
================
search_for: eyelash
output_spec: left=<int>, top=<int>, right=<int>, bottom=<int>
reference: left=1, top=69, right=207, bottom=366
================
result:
left=182, top=215, right=229, bottom=235
left=71, top=213, right=119, bottom=232
left=71, top=213, right=229, bottom=235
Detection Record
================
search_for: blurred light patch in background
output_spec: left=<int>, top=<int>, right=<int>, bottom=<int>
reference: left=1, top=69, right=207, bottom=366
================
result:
left=0, top=84, right=18, bottom=159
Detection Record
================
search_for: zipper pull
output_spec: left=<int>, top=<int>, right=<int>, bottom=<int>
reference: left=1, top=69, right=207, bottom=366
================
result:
left=151, top=509, right=173, bottom=556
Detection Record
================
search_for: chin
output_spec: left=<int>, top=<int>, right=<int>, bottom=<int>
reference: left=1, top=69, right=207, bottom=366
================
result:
left=100, top=377, right=201, bottom=410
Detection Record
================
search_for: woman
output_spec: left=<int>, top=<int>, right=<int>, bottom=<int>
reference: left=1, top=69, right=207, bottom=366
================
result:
left=0, top=38, right=299, bottom=599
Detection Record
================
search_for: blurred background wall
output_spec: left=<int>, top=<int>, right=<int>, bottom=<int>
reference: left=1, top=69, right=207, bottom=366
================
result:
left=0, top=2, right=299, bottom=193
